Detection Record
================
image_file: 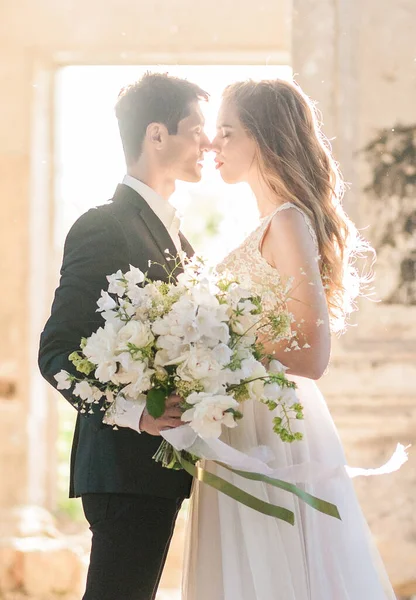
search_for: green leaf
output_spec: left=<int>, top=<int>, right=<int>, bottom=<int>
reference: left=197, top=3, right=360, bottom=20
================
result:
left=146, top=388, right=167, bottom=419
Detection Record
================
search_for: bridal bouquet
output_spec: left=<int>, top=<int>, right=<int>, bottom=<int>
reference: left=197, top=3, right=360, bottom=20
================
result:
left=55, top=253, right=340, bottom=524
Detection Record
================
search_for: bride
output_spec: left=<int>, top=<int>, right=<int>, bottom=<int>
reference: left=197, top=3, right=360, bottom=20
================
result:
left=182, top=79, right=396, bottom=599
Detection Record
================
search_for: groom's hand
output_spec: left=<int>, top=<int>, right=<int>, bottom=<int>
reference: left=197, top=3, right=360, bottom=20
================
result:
left=139, top=394, right=183, bottom=436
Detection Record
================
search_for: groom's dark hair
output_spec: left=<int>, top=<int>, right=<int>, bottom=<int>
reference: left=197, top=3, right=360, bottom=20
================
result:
left=115, top=72, right=209, bottom=165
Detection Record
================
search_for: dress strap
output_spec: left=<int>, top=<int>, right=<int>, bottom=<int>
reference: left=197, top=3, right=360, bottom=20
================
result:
left=264, top=202, right=319, bottom=252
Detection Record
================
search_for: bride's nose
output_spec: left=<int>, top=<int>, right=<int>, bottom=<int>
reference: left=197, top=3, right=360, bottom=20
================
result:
left=211, top=135, right=221, bottom=153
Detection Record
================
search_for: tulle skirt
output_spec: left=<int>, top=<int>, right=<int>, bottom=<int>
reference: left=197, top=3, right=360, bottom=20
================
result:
left=182, top=376, right=396, bottom=600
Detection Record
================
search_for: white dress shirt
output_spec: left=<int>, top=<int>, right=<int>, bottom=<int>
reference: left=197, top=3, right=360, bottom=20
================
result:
left=122, top=175, right=182, bottom=253
left=102, top=175, right=182, bottom=433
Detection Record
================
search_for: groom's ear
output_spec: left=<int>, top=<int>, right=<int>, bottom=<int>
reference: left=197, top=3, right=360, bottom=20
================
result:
left=146, top=122, right=169, bottom=150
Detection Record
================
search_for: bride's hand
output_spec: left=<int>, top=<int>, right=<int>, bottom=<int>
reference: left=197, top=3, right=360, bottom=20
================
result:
left=139, top=394, right=183, bottom=436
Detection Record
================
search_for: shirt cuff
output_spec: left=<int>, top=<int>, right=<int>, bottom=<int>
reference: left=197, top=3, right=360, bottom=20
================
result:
left=102, top=394, right=146, bottom=433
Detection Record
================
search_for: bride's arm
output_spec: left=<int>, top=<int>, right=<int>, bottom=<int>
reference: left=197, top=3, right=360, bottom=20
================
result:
left=260, top=207, right=331, bottom=380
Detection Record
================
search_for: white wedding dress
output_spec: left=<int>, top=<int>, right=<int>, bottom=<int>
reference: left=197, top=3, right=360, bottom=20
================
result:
left=182, top=203, right=396, bottom=600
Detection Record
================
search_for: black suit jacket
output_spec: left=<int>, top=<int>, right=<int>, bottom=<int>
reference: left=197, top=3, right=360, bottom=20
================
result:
left=39, top=184, right=193, bottom=499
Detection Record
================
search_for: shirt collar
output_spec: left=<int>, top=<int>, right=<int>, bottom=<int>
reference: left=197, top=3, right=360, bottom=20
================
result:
left=122, top=174, right=177, bottom=232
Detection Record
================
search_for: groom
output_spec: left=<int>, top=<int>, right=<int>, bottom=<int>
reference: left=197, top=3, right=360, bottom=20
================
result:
left=38, top=73, right=211, bottom=599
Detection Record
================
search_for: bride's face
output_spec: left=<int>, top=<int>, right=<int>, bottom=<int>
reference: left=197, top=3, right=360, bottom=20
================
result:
left=212, top=101, right=257, bottom=184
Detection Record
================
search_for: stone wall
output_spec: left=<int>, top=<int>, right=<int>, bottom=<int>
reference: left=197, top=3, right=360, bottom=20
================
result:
left=293, top=0, right=416, bottom=594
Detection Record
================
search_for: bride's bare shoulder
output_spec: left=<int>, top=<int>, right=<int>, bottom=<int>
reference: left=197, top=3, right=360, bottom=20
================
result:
left=262, top=205, right=318, bottom=267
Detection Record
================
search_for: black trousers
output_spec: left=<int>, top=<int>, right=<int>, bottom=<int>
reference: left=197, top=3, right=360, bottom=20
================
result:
left=82, top=493, right=183, bottom=600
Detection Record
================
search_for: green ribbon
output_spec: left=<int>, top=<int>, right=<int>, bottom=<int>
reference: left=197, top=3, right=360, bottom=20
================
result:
left=176, top=452, right=341, bottom=524
left=216, top=462, right=341, bottom=520
left=177, top=453, right=295, bottom=525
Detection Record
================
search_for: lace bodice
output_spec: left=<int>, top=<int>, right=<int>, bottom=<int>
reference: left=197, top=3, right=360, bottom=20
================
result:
left=217, top=203, right=319, bottom=300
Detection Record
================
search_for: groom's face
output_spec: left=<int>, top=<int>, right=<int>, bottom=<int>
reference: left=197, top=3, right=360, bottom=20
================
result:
left=163, top=101, right=211, bottom=182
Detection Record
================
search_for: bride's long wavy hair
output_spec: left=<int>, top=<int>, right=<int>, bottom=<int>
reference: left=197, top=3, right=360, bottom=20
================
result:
left=222, top=78, right=373, bottom=333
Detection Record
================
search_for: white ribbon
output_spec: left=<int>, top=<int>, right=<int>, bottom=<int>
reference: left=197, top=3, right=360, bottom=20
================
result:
left=161, top=425, right=409, bottom=483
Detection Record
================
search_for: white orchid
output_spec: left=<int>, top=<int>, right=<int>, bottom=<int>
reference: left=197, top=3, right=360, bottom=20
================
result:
left=54, top=370, right=72, bottom=390
left=231, top=312, right=258, bottom=337
left=237, top=357, right=268, bottom=401
left=107, top=270, right=126, bottom=296
left=100, top=309, right=124, bottom=330
left=116, top=321, right=154, bottom=352
left=263, top=382, right=283, bottom=401
left=73, top=381, right=102, bottom=403
left=212, top=343, right=233, bottom=366
left=126, top=284, right=146, bottom=305
left=225, top=282, right=252, bottom=307
left=59, top=255, right=303, bottom=459
left=156, top=334, right=188, bottom=362
left=124, top=265, right=145, bottom=287
left=268, top=359, right=288, bottom=374
left=96, top=291, right=117, bottom=313
left=83, top=323, right=118, bottom=383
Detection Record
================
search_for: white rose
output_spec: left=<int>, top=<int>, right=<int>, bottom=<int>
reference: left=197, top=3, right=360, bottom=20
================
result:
left=154, top=349, right=171, bottom=367
left=156, top=334, right=187, bottom=361
left=181, top=392, right=239, bottom=438
left=176, top=348, right=222, bottom=382
left=116, top=321, right=154, bottom=351
left=120, top=362, right=155, bottom=396
left=95, top=361, right=118, bottom=383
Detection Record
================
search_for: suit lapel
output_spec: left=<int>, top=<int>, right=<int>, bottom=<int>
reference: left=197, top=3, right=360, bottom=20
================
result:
left=179, top=232, right=194, bottom=259
left=138, top=200, right=179, bottom=263
left=113, top=184, right=178, bottom=264
left=113, top=184, right=194, bottom=279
